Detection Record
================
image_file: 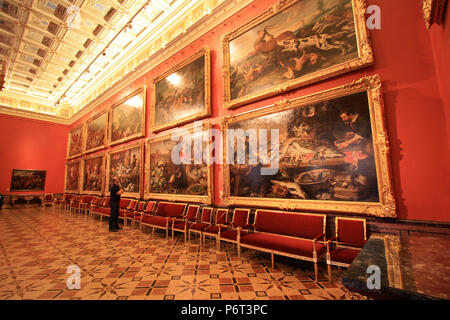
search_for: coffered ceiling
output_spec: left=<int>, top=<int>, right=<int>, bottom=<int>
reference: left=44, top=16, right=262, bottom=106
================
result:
left=0, top=0, right=250, bottom=123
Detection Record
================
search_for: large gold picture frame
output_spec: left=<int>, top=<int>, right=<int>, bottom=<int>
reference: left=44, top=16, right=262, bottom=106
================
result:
left=106, top=141, right=144, bottom=199
left=150, top=46, right=211, bottom=132
left=80, top=152, right=105, bottom=196
left=144, top=123, right=214, bottom=204
left=221, top=75, right=396, bottom=218
left=108, top=86, right=146, bottom=147
left=83, top=110, right=107, bottom=154
left=67, top=124, right=83, bottom=159
left=222, top=0, right=374, bottom=109
left=64, top=159, right=81, bottom=194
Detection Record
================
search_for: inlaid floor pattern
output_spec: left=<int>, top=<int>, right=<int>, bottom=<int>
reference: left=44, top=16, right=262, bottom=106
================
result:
left=0, top=206, right=359, bottom=300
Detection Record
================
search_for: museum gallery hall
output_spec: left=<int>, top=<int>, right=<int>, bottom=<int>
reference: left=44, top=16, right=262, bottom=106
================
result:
left=0, top=0, right=449, bottom=302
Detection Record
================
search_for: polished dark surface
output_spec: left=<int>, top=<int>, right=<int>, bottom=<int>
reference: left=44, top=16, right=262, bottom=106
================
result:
left=342, top=233, right=450, bottom=300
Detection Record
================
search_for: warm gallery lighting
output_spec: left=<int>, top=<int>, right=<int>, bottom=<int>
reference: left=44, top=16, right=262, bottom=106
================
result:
left=167, top=73, right=182, bottom=86
left=126, top=94, right=143, bottom=108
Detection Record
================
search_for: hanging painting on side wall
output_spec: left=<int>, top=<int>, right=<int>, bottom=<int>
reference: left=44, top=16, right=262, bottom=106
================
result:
left=151, top=46, right=211, bottom=132
left=108, top=87, right=146, bottom=146
left=221, top=75, right=396, bottom=217
left=106, top=141, right=143, bottom=199
left=67, top=124, right=83, bottom=159
left=80, top=152, right=104, bottom=195
left=222, top=0, right=374, bottom=109
left=65, top=160, right=80, bottom=193
left=145, top=124, right=213, bottom=204
left=84, top=110, right=107, bottom=154
left=10, top=169, right=46, bottom=191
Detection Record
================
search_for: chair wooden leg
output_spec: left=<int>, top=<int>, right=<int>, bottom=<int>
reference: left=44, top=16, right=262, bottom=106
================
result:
left=328, top=264, right=332, bottom=283
left=271, top=253, right=275, bottom=269
left=314, top=262, right=319, bottom=282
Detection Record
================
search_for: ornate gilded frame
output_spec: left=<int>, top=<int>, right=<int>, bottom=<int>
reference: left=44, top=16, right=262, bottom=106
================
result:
left=221, top=74, right=396, bottom=218
left=80, top=151, right=105, bottom=196
left=222, top=0, right=374, bottom=109
left=83, top=109, right=108, bottom=154
left=144, top=123, right=214, bottom=204
left=423, top=0, right=448, bottom=28
left=64, top=159, right=81, bottom=194
left=150, top=46, right=211, bottom=132
left=67, top=124, right=83, bottom=159
left=108, top=86, right=146, bottom=147
left=106, top=140, right=144, bottom=199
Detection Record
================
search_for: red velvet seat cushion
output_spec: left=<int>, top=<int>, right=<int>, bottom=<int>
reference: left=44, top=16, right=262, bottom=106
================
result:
left=255, top=210, right=325, bottom=239
left=203, top=225, right=228, bottom=235
left=172, top=222, right=190, bottom=231
left=240, top=233, right=326, bottom=258
left=329, top=248, right=361, bottom=265
left=125, top=212, right=135, bottom=218
left=189, top=223, right=209, bottom=232
left=221, top=229, right=248, bottom=241
left=133, top=214, right=142, bottom=221
left=141, top=216, right=168, bottom=228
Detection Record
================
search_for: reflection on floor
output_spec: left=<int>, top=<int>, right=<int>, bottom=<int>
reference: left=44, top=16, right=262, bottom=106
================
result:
left=0, top=206, right=364, bottom=300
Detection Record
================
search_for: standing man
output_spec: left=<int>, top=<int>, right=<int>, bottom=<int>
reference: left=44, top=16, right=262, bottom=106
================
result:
left=109, top=177, right=123, bottom=232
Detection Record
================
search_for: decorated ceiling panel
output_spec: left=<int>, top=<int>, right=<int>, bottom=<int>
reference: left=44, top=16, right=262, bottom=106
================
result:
left=0, top=0, right=246, bottom=122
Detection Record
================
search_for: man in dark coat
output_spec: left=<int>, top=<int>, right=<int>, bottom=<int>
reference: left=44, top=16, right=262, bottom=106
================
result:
left=109, top=177, right=123, bottom=232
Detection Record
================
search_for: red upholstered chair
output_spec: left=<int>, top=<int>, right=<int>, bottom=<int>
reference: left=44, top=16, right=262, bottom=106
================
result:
left=63, top=194, right=75, bottom=212
left=53, top=194, right=65, bottom=209
left=69, top=195, right=82, bottom=214
left=218, top=208, right=251, bottom=252
left=87, top=197, right=100, bottom=218
left=120, top=199, right=138, bottom=227
left=326, top=217, right=367, bottom=282
left=44, top=193, right=54, bottom=206
left=203, top=208, right=230, bottom=250
left=188, top=207, right=213, bottom=245
left=140, top=202, right=187, bottom=240
left=126, top=201, right=145, bottom=227
left=172, top=205, right=200, bottom=243
left=136, top=201, right=157, bottom=229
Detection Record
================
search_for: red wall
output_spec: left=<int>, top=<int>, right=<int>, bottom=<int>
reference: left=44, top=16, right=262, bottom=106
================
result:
left=0, top=114, right=68, bottom=194
left=67, top=0, right=450, bottom=223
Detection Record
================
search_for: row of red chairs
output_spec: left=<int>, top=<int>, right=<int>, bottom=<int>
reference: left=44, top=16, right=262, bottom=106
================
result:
left=49, top=193, right=367, bottom=282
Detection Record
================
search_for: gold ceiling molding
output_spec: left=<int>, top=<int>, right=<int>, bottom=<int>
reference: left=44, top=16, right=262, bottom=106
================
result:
left=70, top=0, right=254, bottom=124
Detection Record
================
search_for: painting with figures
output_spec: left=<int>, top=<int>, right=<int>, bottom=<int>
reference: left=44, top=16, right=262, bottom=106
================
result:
left=223, top=0, right=373, bottom=108
left=10, top=169, right=46, bottom=191
left=109, top=87, right=146, bottom=146
left=84, top=111, right=107, bottom=153
left=67, top=125, right=83, bottom=158
left=81, top=154, right=104, bottom=194
left=145, top=128, right=213, bottom=203
left=151, top=47, right=210, bottom=132
left=107, top=142, right=142, bottom=198
left=65, top=160, right=80, bottom=193
left=222, top=75, right=396, bottom=217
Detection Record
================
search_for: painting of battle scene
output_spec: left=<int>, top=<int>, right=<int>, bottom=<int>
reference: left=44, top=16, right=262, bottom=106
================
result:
left=10, top=169, right=46, bottom=191
left=152, top=48, right=210, bottom=132
left=67, top=125, right=83, bottom=158
left=65, top=161, right=80, bottom=193
left=226, top=0, right=369, bottom=106
left=81, top=154, right=104, bottom=194
left=84, top=111, right=107, bottom=153
left=146, top=133, right=211, bottom=202
left=108, top=143, right=142, bottom=197
left=227, top=91, right=380, bottom=204
left=109, top=88, right=145, bottom=146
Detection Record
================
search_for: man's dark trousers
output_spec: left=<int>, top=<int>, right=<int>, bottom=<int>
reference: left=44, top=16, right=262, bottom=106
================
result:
left=109, top=201, right=120, bottom=230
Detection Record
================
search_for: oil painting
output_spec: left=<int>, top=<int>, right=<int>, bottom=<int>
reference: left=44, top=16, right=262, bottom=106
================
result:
left=151, top=47, right=210, bottom=132
left=67, top=124, right=83, bottom=159
left=65, top=160, right=80, bottom=193
left=106, top=141, right=143, bottom=198
left=109, top=87, right=146, bottom=146
left=145, top=125, right=213, bottom=204
left=10, top=169, right=46, bottom=191
left=81, top=153, right=104, bottom=195
left=222, top=75, right=396, bottom=217
left=223, top=0, right=373, bottom=109
left=84, top=110, right=107, bottom=153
